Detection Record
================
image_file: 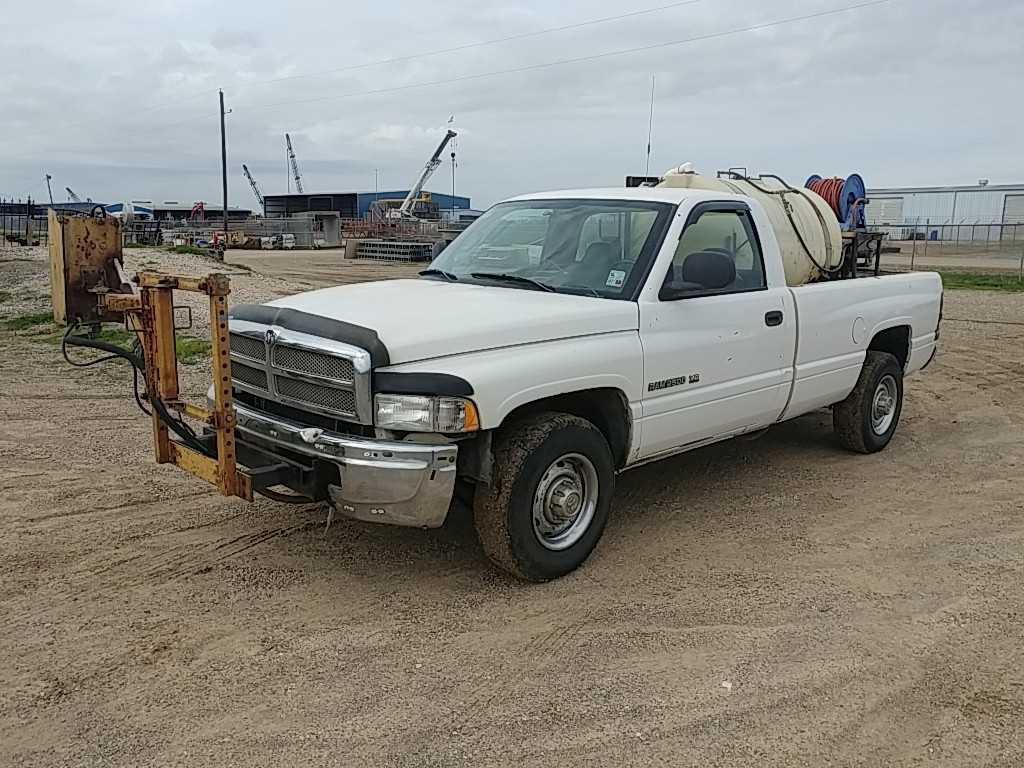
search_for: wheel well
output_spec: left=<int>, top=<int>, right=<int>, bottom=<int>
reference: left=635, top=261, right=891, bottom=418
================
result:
left=502, top=388, right=632, bottom=468
left=869, top=325, right=910, bottom=370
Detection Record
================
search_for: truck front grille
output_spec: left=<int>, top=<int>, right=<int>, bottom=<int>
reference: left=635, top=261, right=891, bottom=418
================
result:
left=230, top=332, right=266, bottom=361
left=233, top=390, right=376, bottom=438
left=228, top=324, right=371, bottom=424
left=231, top=360, right=268, bottom=390
left=274, top=377, right=357, bottom=417
left=272, top=345, right=354, bottom=383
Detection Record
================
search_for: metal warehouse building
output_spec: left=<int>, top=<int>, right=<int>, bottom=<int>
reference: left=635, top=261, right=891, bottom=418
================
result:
left=263, top=190, right=471, bottom=219
left=866, top=182, right=1024, bottom=241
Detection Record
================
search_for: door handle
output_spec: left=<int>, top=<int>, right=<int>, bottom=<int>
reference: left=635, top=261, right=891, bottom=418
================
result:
left=764, top=310, right=784, bottom=327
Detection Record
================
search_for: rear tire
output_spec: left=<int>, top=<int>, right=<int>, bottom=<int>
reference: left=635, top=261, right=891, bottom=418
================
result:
left=833, top=351, right=904, bottom=454
left=473, top=412, right=614, bottom=582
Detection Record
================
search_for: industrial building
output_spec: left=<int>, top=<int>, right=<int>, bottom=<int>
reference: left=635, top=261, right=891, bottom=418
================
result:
left=0, top=200, right=98, bottom=216
left=121, top=201, right=253, bottom=222
left=263, top=190, right=471, bottom=219
left=866, top=182, right=1024, bottom=240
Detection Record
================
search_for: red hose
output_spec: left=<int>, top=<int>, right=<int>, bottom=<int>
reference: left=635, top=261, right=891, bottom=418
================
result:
left=807, top=177, right=845, bottom=219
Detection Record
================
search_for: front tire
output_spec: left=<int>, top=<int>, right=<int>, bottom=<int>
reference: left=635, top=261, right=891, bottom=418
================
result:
left=833, top=351, right=904, bottom=453
left=473, top=412, right=614, bottom=582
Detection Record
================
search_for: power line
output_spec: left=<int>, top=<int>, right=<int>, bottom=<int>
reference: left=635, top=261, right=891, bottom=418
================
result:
left=233, top=0, right=895, bottom=115
left=12, top=0, right=899, bottom=181
left=54, top=0, right=704, bottom=133
left=32, top=0, right=898, bottom=145
left=251, top=0, right=705, bottom=88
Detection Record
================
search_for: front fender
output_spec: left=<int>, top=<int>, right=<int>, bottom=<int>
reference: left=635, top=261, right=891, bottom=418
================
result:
left=375, top=332, right=644, bottom=429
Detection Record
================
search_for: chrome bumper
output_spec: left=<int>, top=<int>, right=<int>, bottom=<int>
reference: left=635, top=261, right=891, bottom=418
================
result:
left=233, top=402, right=458, bottom=528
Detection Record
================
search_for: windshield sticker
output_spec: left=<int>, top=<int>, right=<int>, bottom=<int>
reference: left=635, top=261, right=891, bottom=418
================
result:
left=606, top=269, right=626, bottom=288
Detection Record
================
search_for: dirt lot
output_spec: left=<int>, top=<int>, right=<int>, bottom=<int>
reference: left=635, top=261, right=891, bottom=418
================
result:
left=225, top=249, right=422, bottom=289
left=225, top=245, right=1024, bottom=283
left=2, top=246, right=1023, bottom=766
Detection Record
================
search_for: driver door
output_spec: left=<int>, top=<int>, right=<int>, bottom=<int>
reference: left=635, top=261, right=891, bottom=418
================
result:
left=638, top=202, right=795, bottom=458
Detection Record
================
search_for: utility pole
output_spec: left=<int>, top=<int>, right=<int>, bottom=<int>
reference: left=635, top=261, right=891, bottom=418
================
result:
left=45, top=174, right=54, bottom=206
left=219, top=89, right=229, bottom=261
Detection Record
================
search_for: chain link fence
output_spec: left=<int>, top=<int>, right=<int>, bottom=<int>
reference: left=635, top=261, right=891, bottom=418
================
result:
left=870, top=221, right=1024, bottom=249
left=869, top=221, right=1024, bottom=279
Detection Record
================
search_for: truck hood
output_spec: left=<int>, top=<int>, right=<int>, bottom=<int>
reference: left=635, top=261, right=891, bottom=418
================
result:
left=265, top=279, right=639, bottom=364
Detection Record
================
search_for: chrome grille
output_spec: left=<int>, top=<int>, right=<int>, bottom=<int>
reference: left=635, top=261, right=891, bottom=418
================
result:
left=231, top=360, right=268, bottom=390
left=275, top=377, right=357, bottom=416
left=273, top=345, right=354, bottom=382
left=228, top=321, right=371, bottom=423
left=230, top=333, right=266, bottom=361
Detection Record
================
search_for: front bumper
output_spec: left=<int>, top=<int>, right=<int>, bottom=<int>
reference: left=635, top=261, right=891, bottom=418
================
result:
left=233, top=401, right=458, bottom=528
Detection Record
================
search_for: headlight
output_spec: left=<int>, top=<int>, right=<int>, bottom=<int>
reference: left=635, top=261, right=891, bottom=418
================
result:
left=375, top=394, right=480, bottom=433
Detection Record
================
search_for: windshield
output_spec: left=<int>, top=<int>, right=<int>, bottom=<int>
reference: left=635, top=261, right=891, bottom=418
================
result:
left=424, top=199, right=674, bottom=299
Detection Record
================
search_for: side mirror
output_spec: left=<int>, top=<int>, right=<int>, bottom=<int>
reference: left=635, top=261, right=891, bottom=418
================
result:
left=659, top=250, right=735, bottom=300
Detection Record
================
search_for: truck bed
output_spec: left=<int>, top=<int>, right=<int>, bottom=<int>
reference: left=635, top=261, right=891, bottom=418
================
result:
left=781, top=271, right=942, bottom=420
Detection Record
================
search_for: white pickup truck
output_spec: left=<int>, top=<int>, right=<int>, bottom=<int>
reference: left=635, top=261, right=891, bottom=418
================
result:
left=226, top=186, right=942, bottom=581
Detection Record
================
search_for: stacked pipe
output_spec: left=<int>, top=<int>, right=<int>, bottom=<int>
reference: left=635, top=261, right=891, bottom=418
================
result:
left=805, top=173, right=866, bottom=230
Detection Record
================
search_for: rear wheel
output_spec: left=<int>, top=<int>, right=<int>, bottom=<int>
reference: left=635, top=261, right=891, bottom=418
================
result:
left=833, top=351, right=904, bottom=453
left=473, top=412, right=613, bottom=582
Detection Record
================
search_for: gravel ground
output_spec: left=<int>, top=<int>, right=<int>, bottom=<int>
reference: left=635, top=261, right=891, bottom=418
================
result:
left=122, top=246, right=300, bottom=337
left=1, top=245, right=1023, bottom=766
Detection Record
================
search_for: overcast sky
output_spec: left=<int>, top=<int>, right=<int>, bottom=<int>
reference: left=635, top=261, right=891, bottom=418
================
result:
left=1, top=0, right=1021, bottom=209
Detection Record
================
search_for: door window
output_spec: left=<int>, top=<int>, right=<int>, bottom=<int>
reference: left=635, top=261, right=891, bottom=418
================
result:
left=662, top=209, right=766, bottom=297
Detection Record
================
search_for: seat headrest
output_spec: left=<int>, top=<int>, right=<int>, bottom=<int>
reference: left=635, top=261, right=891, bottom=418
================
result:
left=680, top=250, right=736, bottom=290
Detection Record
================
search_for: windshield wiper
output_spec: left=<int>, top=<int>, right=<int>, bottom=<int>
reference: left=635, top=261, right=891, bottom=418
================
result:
left=469, top=272, right=556, bottom=292
left=560, top=283, right=602, bottom=298
left=419, top=268, right=459, bottom=282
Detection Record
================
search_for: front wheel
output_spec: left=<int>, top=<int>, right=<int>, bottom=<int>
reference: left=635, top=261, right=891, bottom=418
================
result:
left=833, top=351, right=904, bottom=453
left=473, top=412, right=614, bottom=582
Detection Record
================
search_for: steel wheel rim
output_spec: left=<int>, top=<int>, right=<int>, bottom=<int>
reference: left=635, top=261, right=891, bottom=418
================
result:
left=871, top=374, right=898, bottom=435
left=532, top=452, right=599, bottom=551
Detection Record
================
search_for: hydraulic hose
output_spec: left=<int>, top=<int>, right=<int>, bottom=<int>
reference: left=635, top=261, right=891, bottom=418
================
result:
left=62, top=324, right=311, bottom=505
left=806, top=177, right=845, bottom=220
left=62, top=326, right=215, bottom=458
left=722, top=171, right=844, bottom=277
left=806, top=174, right=866, bottom=229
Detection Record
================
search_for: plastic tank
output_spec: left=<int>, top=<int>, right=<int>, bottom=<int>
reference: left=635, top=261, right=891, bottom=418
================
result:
left=657, top=165, right=843, bottom=286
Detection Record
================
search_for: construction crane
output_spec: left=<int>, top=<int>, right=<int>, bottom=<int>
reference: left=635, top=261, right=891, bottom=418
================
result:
left=398, top=128, right=457, bottom=218
left=285, top=133, right=304, bottom=194
left=241, top=164, right=264, bottom=209
left=65, top=187, right=82, bottom=203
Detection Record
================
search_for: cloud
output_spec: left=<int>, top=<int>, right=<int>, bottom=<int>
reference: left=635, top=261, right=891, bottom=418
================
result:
left=210, top=27, right=264, bottom=52
left=1, top=0, right=1021, bottom=207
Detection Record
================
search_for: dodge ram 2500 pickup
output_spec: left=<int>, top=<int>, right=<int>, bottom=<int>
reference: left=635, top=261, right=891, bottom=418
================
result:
left=225, top=186, right=942, bottom=581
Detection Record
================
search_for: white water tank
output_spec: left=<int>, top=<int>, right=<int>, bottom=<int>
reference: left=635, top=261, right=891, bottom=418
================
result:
left=658, top=166, right=843, bottom=286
